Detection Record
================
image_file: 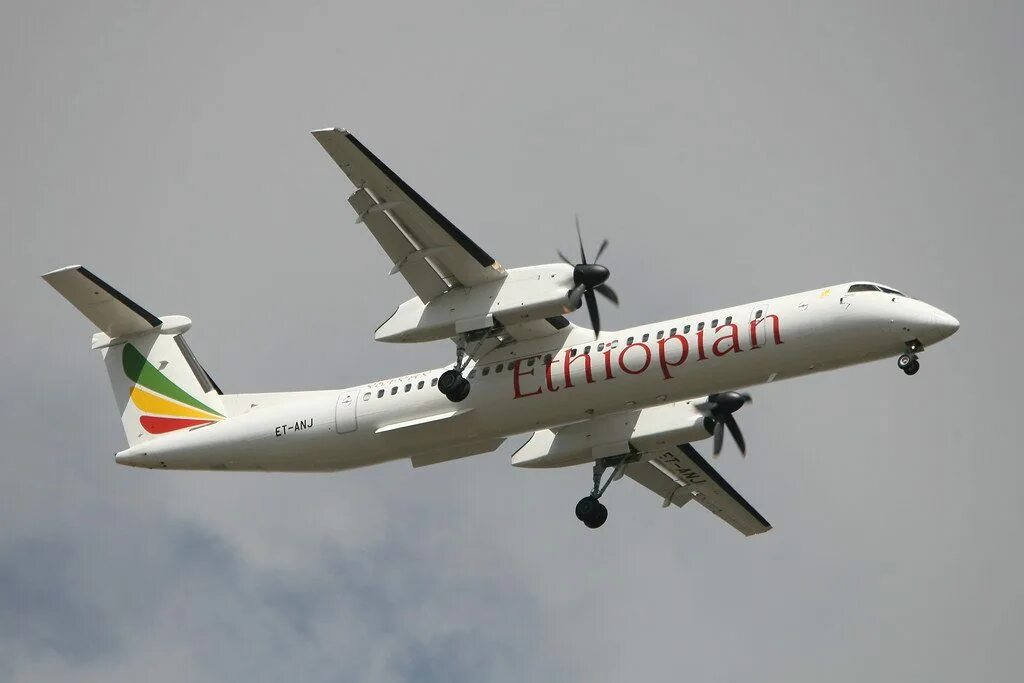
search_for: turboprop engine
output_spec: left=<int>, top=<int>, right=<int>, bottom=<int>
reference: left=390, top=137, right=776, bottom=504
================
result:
left=511, top=402, right=714, bottom=469
left=375, top=264, right=578, bottom=343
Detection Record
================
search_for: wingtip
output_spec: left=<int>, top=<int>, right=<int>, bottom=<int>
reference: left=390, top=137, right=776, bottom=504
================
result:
left=41, top=264, right=83, bottom=280
left=311, top=127, right=350, bottom=137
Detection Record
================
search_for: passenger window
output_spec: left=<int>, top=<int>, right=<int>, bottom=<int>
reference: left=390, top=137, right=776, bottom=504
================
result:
left=468, top=369, right=476, bottom=378
left=642, top=333, right=649, bottom=342
left=684, top=324, right=691, bottom=333
left=754, top=310, right=762, bottom=319
left=627, top=336, right=634, bottom=344
left=431, top=377, right=438, bottom=387
left=495, top=364, right=503, bottom=374
left=507, top=362, right=516, bottom=370
left=391, top=386, right=398, bottom=395
left=711, top=319, right=718, bottom=328
left=363, top=392, right=370, bottom=401
left=669, top=328, right=676, bottom=336
left=404, top=384, right=411, bottom=392
left=544, top=354, right=552, bottom=364
left=656, top=331, right=664, bottom=339
left=597, top=343, right=604, bottom=352
left=570, top=348, right=578, bottom=357
left=377, top=389, right=385, bottom=398
left=697, top=322, right=704, bottom=331
left=527, top=358, right=535, bottom=367
left=583, top=346, right=591, bottom=354
left=725, top=316, right=732, bottom=325
left=482, top=367, right=490, bottom=376
left=417, top=380, right=424, bottom=390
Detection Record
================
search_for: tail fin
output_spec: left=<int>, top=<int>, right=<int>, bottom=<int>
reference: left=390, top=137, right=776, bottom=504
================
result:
left=43, top=266, right=226, bottom=447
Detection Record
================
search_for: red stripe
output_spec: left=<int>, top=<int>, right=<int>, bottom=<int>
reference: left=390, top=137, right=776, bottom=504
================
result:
left=140, top=416, right=216, bottom=434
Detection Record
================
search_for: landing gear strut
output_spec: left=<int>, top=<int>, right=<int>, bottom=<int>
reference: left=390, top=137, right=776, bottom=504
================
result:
left=898, top=341, right=922, bottom=376
left=438, top=332, right=491, bottom=403
left=575, top=454, right=634, bottom=529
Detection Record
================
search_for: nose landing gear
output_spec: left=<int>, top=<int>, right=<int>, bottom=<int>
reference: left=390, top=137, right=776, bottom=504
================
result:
left=575, top=454, right=635, bottom=529
left=898, top=341, right=922, bottom=376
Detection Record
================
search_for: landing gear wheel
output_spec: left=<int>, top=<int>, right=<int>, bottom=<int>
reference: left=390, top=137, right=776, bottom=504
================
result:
left=448, top=376, right=471, bottom=402
left=903, top=359, right=920, bottom=376
left=438, top=369, right=462, bottom=394
left=575, top=496, right=608, bottom=528
left=897, top=353, right=915, bottom=370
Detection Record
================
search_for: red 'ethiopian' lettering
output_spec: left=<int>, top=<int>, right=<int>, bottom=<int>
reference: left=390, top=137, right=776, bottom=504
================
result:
left=657, top=334, right=689, bottom=379
left=749, top=314, right=784, bottom=348
left=602, top=348, right=616, bottom=380
left=513, top=359, right=542, bottom=398
left=509, top=314, right=784, bottom=397
left=712, top=323, right=743, bottom=356
left=618, top=343, right=651, bottom=375
left=563, top=349, right=595, bottom=387
left=544, top=355, right=561, bottom=392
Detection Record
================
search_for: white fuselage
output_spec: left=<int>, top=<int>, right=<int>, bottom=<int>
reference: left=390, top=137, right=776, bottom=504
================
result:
left=115, top=283, right=959, bottom=471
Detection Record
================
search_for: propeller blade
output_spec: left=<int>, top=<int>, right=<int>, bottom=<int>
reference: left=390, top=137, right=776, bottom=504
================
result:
left=594, top=238, right=609, bottom=263
left=725, top=415, right=746, bottom=455
left=713, top=421, right=725, bottom=456
left=584, top=287, right=600, bottom=337
left=568, top=283, right=586, bottom=310
left=595, top=283, right=618, bottom=305
left=557, top=250, right=574, bottom=266
left=575, top=215, right=587, bottom=264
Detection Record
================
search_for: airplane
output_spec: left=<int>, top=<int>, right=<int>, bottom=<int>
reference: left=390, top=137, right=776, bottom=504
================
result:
left=42, top=128, right=960, bottom=533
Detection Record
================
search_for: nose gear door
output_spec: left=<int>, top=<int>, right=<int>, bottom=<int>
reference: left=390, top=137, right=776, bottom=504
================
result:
left=335, top=392, right=357, bottom=434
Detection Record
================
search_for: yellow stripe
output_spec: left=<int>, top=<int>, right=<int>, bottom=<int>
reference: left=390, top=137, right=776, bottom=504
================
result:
left=130, top=387, right=222, bottom=421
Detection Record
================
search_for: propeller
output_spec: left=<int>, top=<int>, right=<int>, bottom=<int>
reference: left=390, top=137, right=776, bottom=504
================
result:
left=695, top=391, right=753, bottom=457
left=558, top=216, right=618, bottom=337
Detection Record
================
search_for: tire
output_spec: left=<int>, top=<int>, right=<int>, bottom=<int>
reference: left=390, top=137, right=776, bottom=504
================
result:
left=904, top=360, right=920, bottom=376
left=438, top=369, right=462, bottom=394
left=575, top=496, right=599, bottom=522
left=449, top=377, right=471, bottom=402
left=897, top=353, right=914, bottom=370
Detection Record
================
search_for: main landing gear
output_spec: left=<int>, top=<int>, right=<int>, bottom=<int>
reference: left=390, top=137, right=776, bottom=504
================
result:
left=437, top=369, right=470, bottom=402
left=898, top=341, right=922, bottom=376
left=575, top=454, right=634, bottom=529
left=438, top=332, right=489, bottom=403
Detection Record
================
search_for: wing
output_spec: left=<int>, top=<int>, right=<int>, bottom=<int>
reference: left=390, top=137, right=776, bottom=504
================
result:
left=626, top=443, right=772, bottom=536
left=312, top=128, right=507, bottom=302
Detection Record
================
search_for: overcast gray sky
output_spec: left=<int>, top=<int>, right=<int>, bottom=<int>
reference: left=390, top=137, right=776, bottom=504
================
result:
left=2, top=1, right=1022, bottom=681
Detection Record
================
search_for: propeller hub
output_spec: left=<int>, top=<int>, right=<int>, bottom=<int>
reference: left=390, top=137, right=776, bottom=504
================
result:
left=707, top=391, right=750, bottom=416
left=574, top=263, right=609, bottom=287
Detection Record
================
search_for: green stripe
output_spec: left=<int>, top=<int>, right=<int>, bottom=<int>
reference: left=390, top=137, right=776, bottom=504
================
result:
left=122, top=343, right=223, bottom=417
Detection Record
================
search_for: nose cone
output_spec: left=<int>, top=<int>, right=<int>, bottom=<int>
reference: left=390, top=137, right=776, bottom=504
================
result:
left=932, top=310, right=960, bottom=340
left=912, top=304, right=959, bottom=346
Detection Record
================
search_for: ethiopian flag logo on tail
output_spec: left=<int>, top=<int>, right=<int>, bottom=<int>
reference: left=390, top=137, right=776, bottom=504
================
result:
left=122, top=343, right=224, bottom=434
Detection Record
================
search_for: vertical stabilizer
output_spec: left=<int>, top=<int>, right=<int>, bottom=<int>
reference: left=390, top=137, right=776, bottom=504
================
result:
left=43, top=266, right=225, bottom=447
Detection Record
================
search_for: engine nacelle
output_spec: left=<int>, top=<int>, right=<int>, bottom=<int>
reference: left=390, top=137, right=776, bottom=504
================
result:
left=375, top=264, right=576, bottom=343
left=511, top=401, right=713, bottom=468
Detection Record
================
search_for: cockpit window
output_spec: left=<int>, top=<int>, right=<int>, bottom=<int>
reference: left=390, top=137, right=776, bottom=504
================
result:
left=878, top=286, right=906, bottom=296
left=847, top=283, right=880, bottom=293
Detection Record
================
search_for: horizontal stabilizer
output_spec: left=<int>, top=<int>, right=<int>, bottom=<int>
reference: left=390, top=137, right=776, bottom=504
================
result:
left=42, top=265, right=161, bottom=338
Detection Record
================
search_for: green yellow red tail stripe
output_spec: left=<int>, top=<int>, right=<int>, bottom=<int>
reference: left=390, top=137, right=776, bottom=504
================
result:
left=123, top=343, right=223, bottom=434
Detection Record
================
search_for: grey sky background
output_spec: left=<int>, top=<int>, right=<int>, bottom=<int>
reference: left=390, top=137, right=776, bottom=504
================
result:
left=2, top=1, right=1022, bottom=681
